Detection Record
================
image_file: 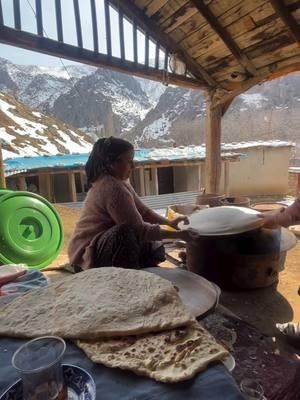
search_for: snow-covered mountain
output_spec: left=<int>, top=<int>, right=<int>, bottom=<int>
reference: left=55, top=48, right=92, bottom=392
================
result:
left=0, top=58, right=161, bottom=138
left=129, top=73, right=300, bottom=150
left=0, top=92, right=93, bottom=159
left=0, top=57, right=299, bottom=155
left=50, top=68, right=153, bottom=137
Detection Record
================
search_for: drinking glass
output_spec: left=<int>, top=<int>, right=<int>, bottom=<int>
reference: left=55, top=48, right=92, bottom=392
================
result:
left=12, top=336, right=67, bottom=400
left=240, top=378, right=264, bottom=399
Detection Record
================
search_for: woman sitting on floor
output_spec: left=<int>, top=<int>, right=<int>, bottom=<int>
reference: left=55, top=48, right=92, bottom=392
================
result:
left=68, top=137, right=195, bottom=272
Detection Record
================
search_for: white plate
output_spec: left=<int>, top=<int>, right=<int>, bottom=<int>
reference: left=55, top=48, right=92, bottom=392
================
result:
left=179, top=206, right=263, bottom=236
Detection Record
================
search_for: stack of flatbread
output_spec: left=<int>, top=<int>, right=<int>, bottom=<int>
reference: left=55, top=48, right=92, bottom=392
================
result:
left=0, top=267, right=228, bottom=382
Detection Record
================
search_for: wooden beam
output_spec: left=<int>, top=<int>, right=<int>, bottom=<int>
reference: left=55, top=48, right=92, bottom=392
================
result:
left=104, top=0, right=112, bottom=57
left=205, top=91, right=222, bottom=194
left=13, top=0, right=21, bottom=30
left=214, top=61, right=300, bottom=108
left=155, top=42, right=160, bottom=69
left=79, top=171, right=86, bottom=193
left=133, top=19, right=137, bottom=63
left=0, top=143, right=6, bottom=188
left=55, top=0, right=63, bottom=42
left=139, top=167, right=145, bottom=196
left=164, top=48, right=168, bottom=71
left=0, top=0, right=3, bottom=26
left=0, top=26, right=205, bottom=89
left=17, top=176, right=27, bottom=191
left=35, top=0, right=43, bottom=36
left=73, top=0, right=83, bottom=48
left=191, top=0, right=257, bottom=77
left=270, top=0, right=300, bottom=46
left=68, top=171, right=77, bottom=202
left=119, top=9, right=125, bottom=60
left=145, top=32, right=149, bottom=66
left=109, top=0, right=215, bottom=88
left=223, top=160, right=230, bottom=196
left=90, top=0, right=99, bottom=52
left=38, top=174, right=52, bottom=200
left=152, top=167, right=159, bottom=195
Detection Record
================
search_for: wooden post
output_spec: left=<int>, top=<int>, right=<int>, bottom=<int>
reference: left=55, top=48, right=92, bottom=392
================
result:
left=152, top=167, right=159, bottom=195
left=139, top=167, right=145, bottom=196
left=39, top=174, right=52, bottom=200
left=0, top=143, right=6, bottom=188
left=68, top=171, right=77, bottom=202
left=224, top=161, right=230, bottom=196
left=79, top=171, right=85, bottom=193
left=205, top=91, right=222, bottom=193
left=17, top=176, right=27, bottom=191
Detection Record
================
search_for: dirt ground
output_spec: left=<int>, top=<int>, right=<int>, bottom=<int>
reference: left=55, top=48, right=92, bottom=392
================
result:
left=49, top=205, right=300, bottom=354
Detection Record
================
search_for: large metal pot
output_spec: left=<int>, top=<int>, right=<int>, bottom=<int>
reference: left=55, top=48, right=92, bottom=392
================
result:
left=186, top=227, right=296, bottom=289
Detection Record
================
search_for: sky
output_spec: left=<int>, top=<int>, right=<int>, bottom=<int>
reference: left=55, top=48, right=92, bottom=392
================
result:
left=0, top=0, right=162, bottom=67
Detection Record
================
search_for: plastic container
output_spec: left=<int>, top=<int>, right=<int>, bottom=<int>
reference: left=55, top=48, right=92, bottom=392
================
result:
left=0, top=191, right=63, bottom=269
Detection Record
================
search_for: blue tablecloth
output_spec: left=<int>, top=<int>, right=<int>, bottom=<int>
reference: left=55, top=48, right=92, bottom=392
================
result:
left=0, top=337, right=243, bottom=399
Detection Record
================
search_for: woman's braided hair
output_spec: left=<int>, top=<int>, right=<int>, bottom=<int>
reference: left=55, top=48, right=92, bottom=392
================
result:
left=85, top=136, right=133, bottom=187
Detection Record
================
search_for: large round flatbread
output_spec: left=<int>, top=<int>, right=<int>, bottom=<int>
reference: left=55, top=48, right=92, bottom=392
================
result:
left=76, top=322, right=229, bottom=383
left=180, top=206, right=263, bottom=236
left=0, top=267, right=194, bottom=339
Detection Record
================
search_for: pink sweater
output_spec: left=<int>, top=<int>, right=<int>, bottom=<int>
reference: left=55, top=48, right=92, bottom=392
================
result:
left=68, top=175, right=167, bottom=269
left=273, top=198, right=300, bottom=227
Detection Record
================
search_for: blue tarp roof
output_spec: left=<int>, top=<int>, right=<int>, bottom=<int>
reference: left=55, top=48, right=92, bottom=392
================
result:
left=4, top=150, right=153, bottom=175
left=4, top=140, right=293, bottom=176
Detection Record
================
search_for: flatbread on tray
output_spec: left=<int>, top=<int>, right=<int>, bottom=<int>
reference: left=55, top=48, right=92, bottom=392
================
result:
left=0, top=267, right=194, bottom=339
left=180, top=206, right=263, bottom=236
left=76, top=321, right=229, bottom=383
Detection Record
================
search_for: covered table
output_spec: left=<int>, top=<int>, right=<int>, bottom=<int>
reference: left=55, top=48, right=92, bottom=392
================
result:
left=0, top=337, right=243, bottom=400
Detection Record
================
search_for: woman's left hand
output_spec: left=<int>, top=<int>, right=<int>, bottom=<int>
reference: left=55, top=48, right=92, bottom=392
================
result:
left=168, top=215, right=189, bottom=229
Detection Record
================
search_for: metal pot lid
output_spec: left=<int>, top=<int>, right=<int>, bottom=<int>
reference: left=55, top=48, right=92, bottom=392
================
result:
left=0, top=191, right=63, bottom=269
left=145, top=267, right=220, bottom=318
left=179, top=206, right=263, bottom=236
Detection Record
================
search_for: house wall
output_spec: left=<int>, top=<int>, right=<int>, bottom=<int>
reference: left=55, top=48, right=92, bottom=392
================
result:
left=225, top=147, right=291, bottom=196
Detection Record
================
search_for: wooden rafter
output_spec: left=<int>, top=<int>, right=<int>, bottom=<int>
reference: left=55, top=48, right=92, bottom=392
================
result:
left=110, top=0, right=217, bottom=88
left=55, top=0, right=63, bottom=42
left=73, top=0, right=83, bottom=48
left=213, top=61, right=300, bottom=108
left=270, top=0, right=300, bottom=46
left=0, top=0, right=3, bottom=26
left=191, top=0, right=258, bottom=77
left=0, top=25, right=205, bottom=90
left=90, top=0, right=99, bottom=52
left=104, top=0, right=112, bottom=57
left=35, top=0, right=43, bottom=37
left=13, top=0, right=21, bottom=30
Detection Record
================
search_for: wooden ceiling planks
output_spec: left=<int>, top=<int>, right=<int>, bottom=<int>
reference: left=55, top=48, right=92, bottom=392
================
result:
left=202, top=7, right=300, bottom=76
left=270, top=0, right=300, bottom=45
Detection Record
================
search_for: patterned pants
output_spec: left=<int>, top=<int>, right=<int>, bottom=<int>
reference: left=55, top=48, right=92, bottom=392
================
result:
left=93, top=224, right=165, bottom=269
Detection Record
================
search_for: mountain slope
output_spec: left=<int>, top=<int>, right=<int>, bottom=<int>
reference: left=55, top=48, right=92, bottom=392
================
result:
left=0, top=58, right=155, bottom=138
left=129, top=73, right=300, bottom=150
left=0, top=92, right=93, bottom=159
left=51, top=68, right=152, bottom=136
